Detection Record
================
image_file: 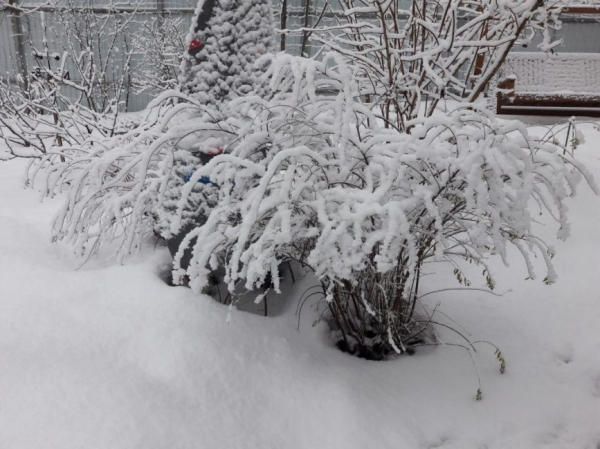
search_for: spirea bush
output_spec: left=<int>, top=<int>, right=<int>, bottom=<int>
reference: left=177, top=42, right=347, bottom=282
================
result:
left=168, top=53, right=593, bottom=356
left=30, top=49, right=593, bottom=357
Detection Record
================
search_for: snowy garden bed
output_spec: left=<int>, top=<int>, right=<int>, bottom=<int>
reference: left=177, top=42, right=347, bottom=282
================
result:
left=1, top=0, right=598, bottom=446
left=1, top=119, right=600, bottom=448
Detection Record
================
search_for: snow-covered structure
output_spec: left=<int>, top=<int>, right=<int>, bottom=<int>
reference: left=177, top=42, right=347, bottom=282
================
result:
left=495, top=54, right=600, bottom=117
left=501, top=53, right=600, bottom=96
left=495, top=3, right=600, bottom=116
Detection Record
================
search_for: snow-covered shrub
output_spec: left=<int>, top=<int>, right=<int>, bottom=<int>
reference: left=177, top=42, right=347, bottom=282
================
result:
left=29, top=91, right=226, bottom=261
left=171, top=53, right=594, bottom=356
left=34, top=50, right=593, bottom=357
left=24, top=0, right=592, bottom=362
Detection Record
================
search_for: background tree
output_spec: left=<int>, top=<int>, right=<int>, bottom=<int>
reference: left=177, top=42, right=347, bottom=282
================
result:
left=132, top=14, right=187, bottom=95
left=0, top=0, right=140, bottom=160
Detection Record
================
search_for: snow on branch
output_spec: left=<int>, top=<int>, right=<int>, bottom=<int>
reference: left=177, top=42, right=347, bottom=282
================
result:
left=175, top=53, right=587, bottom=296
left=154, top=52, right=591, bottom=354
left=29, top=91, right=228, bottom=262
left=281, top=0, right=566, bottom=131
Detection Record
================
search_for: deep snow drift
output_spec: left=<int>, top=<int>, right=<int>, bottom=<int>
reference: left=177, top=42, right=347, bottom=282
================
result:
left=1, top=121, right=600, bottom=449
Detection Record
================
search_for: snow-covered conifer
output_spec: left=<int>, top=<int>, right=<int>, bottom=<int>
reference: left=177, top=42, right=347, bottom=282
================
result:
left=158, top=0, right=277, bottom=256
left=155, top=149, right=219, bottom=241
left=157, top=0, right=275, bottom=254
left=180, top=0, right=277, bottom=105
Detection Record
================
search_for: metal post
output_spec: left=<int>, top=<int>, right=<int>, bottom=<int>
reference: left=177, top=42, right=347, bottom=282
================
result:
left=280, top=0, right=287, bottom=52
left=300, top=0, right=311, bottom=57
left=8, top=0, right=29, bottom=90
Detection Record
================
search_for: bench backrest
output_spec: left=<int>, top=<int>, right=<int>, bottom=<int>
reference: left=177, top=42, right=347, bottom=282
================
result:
left=501, top=52, right=600, bottom=95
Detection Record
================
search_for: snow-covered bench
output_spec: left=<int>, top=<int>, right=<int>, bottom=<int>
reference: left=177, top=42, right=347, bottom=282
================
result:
left=496, top=52, right=600, bottom=117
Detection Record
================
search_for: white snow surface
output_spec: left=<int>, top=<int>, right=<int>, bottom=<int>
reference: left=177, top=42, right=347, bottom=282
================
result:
left=2, top=122, right=600, bottom=448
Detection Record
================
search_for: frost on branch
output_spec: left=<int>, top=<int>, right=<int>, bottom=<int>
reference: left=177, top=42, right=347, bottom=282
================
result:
left=175, top=53, right=591, bottom=355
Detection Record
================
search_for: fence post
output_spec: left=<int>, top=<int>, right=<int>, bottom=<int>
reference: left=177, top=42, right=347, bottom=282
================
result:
left=8, top=0, right=29, bottom=90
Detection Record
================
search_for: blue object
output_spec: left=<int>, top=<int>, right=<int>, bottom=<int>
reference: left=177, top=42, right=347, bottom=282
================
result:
left=183, top=173, right=219, bottom=187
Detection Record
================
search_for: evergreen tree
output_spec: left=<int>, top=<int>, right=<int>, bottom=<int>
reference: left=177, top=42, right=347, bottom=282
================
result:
left=180, top=0, right=276, bottom=105
left=156, top=150, right=219, bottom=241
left=159, top=0, right=276, bottom=266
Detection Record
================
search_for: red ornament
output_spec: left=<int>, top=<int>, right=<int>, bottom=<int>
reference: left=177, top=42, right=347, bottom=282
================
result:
left=188, top=39, right=204, bottom=52
left=207, top=145, right=223, bottom=156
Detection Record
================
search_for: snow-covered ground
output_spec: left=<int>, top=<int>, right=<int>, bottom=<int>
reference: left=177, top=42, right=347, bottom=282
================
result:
left=1, top=120, right=600, bottom=449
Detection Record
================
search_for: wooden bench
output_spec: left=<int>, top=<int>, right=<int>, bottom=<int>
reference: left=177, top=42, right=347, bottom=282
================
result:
left=496, top=52, right=600, bottom=117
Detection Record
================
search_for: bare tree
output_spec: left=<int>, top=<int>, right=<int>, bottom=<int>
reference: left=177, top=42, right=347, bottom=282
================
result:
left=131, top=14, right=187, bottom=95
left=286, top=0, right=563, bottom=132
left=0, top=0, right=142, bottom=161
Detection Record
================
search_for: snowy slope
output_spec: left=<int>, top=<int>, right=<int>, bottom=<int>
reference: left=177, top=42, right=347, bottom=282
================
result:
left=1, top=122, right=600, bottom=449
